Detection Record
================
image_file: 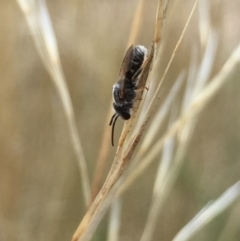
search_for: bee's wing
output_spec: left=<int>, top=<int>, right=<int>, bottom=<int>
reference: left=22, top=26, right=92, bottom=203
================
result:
left=119, top=45, right=134, bottom=77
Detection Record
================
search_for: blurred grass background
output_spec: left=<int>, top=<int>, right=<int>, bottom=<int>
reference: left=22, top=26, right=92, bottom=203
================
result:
left=1, top=0, right=240, bottom=240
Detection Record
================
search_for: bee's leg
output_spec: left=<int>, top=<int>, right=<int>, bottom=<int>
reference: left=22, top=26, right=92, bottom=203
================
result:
left=135, top=86, right=149, bottom=92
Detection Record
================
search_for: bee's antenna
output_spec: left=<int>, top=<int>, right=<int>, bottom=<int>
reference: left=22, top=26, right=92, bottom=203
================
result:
left=109, top=113, right=117, bottom=126
left=109, top=113, right=119, bottom=146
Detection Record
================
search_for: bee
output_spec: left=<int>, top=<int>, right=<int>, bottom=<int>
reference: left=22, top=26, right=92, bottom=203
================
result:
left=109, top=45, right=148, bottom=146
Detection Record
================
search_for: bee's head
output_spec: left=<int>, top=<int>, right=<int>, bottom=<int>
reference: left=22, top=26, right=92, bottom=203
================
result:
left=113, top=103, right=131, bottom=120
left=109, top=104, right=131, bottom=146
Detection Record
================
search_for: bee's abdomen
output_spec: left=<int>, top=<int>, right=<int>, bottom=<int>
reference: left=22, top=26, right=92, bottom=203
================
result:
left=126, top=45, right=147, bottom=81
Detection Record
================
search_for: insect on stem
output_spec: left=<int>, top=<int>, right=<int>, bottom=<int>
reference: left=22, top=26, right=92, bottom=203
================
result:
left=109, top=45, right=148, bottom=147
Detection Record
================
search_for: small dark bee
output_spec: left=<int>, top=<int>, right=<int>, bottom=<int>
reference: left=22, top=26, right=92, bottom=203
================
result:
left=109, top=45, right=148, bottom=146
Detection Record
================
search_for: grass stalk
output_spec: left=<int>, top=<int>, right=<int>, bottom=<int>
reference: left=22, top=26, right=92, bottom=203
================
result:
left=16, top=0, right=90, bottom=206
left=172, top=181, right=240, bottom=241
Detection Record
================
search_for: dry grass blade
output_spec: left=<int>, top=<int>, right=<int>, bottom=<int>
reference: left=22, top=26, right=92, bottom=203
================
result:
left=90, top=107, right=113, bottom=201
left=172, top=181, right=240, bottom=241
left=143, top=0, right=198, bottom=124
left=140, top=119, right=196, bottom=241
left=92, top=0, right=150, bottom=235
left=119, top=0, right=169, bottom=151
left=139, top=42, right=205, bottom=239
left=117, top=41, right=240, bottom=196
left=2, top=0, right=239, bottom=240
left=155, top=0, right=171, bottom=44
left=107, top=199, right=122, bottom=241
left=127, top=0, right=147, bottom=46
left=91, top=0, right=148, bottom=200
left=139, top=107, right=177, bottom=241
left=120, top=0, right=172, bottom=155
left=153, top=106, right=177, bottom=194
left=121, top=0, right=198, bottom=171
left=119, top=43, right=155, bottom=150
left=16, top=0, right=90, bottom=206
left=135, top=71, right=185, bottom=158
left=193, top=31, right=218, bottom=96
left=72, top=1, right=168, bottom=240
left=198, top=0, right=211, bottom=48
left=182, top=47, right=198, bottom=111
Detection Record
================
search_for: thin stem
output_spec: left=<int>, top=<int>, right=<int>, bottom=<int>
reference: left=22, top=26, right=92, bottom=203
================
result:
left=16, top=0, right=90, bottom=205
left=172, top=181, right=240, bottom=241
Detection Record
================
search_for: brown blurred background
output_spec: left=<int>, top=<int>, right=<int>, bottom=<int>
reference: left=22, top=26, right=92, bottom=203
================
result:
left=1, top=0, right=240, bottom=240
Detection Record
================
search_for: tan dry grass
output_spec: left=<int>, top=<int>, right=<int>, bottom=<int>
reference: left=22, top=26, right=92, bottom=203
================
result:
left=1, top=0, right=240, bottom=241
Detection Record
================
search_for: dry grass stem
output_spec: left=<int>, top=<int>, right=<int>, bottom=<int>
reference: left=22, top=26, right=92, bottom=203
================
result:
left=90, top=106, right=113, bottom=201
left=91, top=0, right=148, bottom=200
left=73, top=1, right=199, bottom=239
left=136, top=71, right=185, bottom=158
left=154, top=0, right=170, bottom=45
left=117, top=40, right=240, bottom=196
left=16, top=0, right=90, bottom=206
left=127, top=0, right=197, bottom=157
left=120, top=0, right=198, bottom=175
left=172, top=181, right=240, bottom=241
left=140, top=119, right=196, bottom=241
left=2, top=0, right=240, bottom=240
left=198, top=0, right=211, bottom=48
left=127, top=0, right=147, bottom=46
left=144, top=0, right=199, bottom=122
left=139, top=36, right=211, bottom=238
left=120, top=44, right=155, bottom=151
left=154, top=0, right=164, bottom=44
left=107, top=199, right=122, bottom=241
left=72, top=1, right=169, bottom=239
left=119, top=0, right=169, bottom=151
